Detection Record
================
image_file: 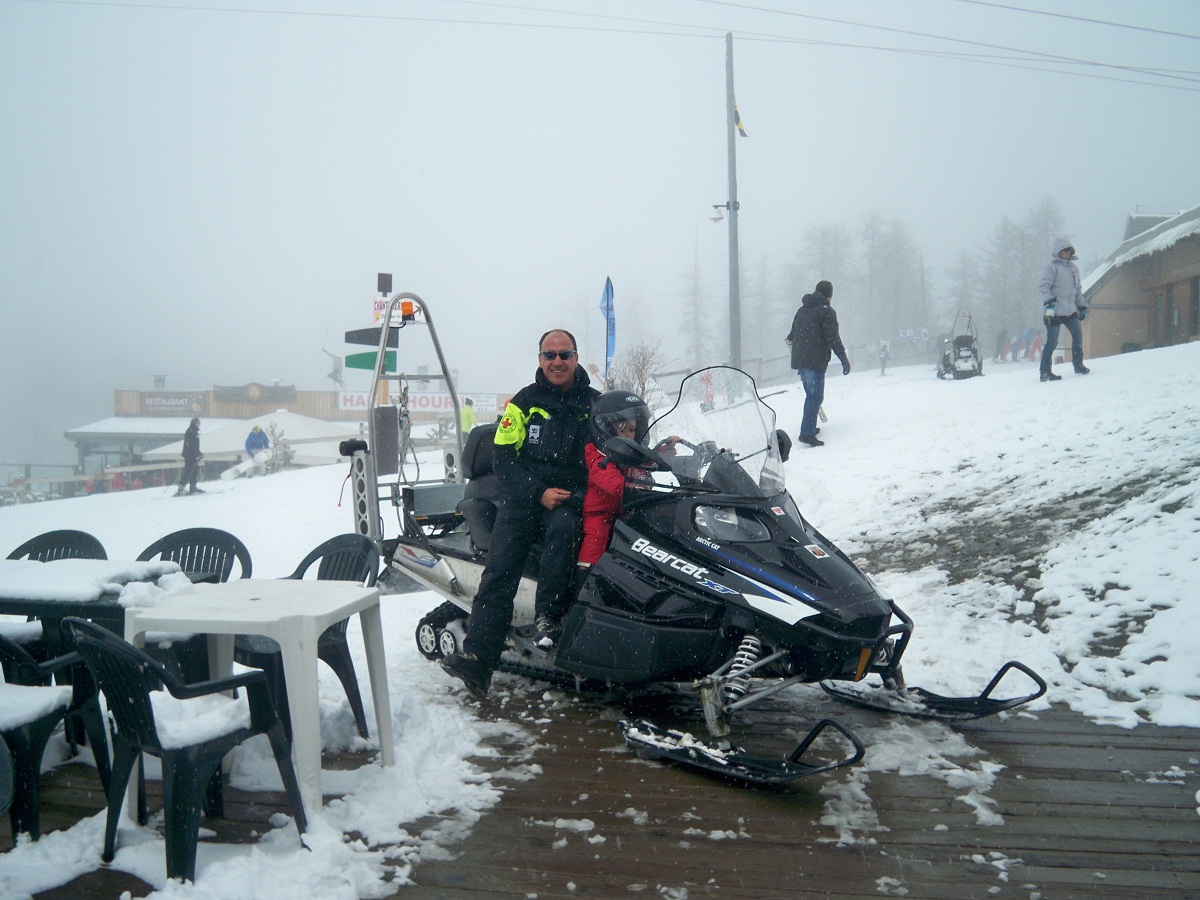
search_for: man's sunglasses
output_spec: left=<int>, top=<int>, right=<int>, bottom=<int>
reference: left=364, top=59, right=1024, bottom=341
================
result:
left=539, top=349, right=577, bottom=361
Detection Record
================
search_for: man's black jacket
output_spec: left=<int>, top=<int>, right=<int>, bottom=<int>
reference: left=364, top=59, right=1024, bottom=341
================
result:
left=493, top=367, right=600, bottom=506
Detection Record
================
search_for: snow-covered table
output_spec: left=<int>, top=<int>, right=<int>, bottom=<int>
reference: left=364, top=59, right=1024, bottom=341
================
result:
left=0, top=558, right=183, bottom=647
left=122, top=579, right=393, bottom=813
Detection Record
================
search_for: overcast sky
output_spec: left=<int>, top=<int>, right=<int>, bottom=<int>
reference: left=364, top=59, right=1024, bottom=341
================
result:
left=2, top=0, right=1198, bottom=469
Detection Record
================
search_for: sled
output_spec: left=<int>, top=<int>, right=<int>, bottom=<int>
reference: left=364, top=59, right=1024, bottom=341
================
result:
left=220, top=449, right=272, bottom=481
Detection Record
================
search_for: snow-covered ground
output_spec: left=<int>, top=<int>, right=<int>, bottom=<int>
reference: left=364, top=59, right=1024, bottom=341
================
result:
left=1, top=341, right=1198, bottom=897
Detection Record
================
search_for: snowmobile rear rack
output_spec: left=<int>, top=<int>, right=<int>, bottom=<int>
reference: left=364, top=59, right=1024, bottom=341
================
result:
left=819, top=660, right=1047, bottom=721
left=619, top=717, right=865, bottom=787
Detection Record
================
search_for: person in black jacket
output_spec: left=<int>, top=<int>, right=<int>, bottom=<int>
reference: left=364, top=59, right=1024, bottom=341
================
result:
left=175, top=417, right=203, bottom=495
left=787, top=280, right=850, bottom=447
left=442, top=328, right=600, bottom=697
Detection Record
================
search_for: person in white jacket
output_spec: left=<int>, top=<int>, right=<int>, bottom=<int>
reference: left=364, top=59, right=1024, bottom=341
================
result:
left=1037, top=237, right=1090, bottom=381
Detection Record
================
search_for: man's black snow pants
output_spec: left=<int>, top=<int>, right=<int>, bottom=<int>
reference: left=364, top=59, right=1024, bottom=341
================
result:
left=463, top=499, right=581, bottom=671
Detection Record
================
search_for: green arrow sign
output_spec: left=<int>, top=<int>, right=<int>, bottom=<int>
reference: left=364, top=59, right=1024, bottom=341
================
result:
left=345, top=350, right=396, bottom=371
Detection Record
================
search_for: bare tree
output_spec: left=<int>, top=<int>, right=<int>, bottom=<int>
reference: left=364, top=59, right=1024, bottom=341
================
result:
left=606, top=337, right=667, bottom=402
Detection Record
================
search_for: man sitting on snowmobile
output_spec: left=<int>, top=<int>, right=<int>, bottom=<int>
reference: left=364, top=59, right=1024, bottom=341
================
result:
left=441, top=328, right=600, bottom=697
left=542, top=390, right=662, bottom=651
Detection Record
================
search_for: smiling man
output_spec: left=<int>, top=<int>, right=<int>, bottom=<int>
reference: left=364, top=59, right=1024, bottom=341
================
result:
left=442, top=328, right=600, bottom=697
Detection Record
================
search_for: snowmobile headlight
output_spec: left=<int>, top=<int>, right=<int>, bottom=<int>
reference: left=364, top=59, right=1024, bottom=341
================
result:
left=693, top=505, right=771, bottom=543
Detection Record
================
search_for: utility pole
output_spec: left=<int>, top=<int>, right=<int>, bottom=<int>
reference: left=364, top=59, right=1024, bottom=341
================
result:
left=725, top=33, right=742, bottom=368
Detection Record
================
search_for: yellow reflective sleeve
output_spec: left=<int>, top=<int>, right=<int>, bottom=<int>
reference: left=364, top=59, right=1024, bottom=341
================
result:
left=494, top=402, right=528, bottom=447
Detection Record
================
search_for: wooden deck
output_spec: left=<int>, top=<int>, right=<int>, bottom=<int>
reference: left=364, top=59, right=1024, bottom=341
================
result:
left=7, top=681, right=1200, bottom=899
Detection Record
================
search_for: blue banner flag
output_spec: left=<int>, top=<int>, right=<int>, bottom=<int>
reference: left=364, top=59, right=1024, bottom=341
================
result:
left=599, top=277, right=615, bottom=380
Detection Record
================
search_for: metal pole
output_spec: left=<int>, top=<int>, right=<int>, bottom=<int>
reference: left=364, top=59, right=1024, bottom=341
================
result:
left=725, top=33, right=742, bottom=368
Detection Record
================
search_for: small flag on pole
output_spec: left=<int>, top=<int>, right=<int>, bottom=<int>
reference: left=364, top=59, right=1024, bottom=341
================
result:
left=599, top=277, right=615, bottom=381
left=734, top=100, right=748, bottom=137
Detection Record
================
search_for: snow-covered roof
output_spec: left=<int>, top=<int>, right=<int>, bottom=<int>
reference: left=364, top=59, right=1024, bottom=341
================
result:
left=141, top=409, right=363, bottom=465
left=1083, top=202, right=1200, bottom=293
left=65, top=417, right=243, bottom=437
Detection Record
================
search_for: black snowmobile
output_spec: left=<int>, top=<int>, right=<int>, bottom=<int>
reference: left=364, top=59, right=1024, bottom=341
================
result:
left=388, top=366, right=1044, bottom=786
left=936, top=310, right=984, bottom=380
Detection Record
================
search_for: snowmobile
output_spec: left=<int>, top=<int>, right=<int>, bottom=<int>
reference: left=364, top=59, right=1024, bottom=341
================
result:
left=387, top=366, right=1044, bottom=786
left=936, top=310, right=984, bottom=380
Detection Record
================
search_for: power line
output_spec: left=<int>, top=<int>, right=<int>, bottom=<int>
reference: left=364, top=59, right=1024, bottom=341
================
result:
left=11, top=0, right=1198, bottom=91
left=951, top=0, right=1200, bottom=42
left=690, top=0, right=1200, bottom=87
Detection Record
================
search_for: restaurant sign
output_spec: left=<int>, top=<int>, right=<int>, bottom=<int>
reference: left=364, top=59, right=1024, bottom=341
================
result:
left=140, top=392, right=205, bottom=416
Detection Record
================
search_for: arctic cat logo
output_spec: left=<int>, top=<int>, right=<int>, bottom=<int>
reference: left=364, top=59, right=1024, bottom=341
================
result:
left=695, top=536, right=721, bottom=550
left=631, top=538, right=711, bottom=580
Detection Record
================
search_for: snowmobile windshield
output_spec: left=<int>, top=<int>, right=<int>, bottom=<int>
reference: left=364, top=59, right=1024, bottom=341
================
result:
left=645, top=367, right=786, bottom=498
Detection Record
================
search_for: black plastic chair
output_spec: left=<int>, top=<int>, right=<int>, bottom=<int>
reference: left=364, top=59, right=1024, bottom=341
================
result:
left=63, top=617, right=307, bottom=884
left=136, top=527, right=252, bottom=582
left=6, top=529, right=108, bottom=562
left=234, top=535, right=379, bottom=740
left=0, top=678, right=72, bottom=841
left=4, top=529, right=109, bottom=654
left=0, top=737, right=12, bottom=818
left=0, top=634, right=112, bottom=807
left=137, top=528, right=252, bottom=683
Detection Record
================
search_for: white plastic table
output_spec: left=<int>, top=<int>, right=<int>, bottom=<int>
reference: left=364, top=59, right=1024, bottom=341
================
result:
left=123, top=579, right=393, bottom=812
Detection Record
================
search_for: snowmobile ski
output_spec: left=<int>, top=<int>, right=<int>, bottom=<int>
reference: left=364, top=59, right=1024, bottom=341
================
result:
left=820, top=660, right=1047, bottom=721
left=618, top=717, right=864, bottom=787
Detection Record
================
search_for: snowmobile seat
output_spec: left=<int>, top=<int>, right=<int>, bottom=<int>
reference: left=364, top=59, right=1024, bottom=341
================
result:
left=953, top=335, right=978, bottom=351
left=457, top=423, right=503, bottom=552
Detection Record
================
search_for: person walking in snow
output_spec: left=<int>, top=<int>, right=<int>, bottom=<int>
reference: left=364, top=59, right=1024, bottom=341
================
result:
left=1038, top=237, right=1090, bottom=381
left=175, top=418, right=203, bottom=495
left=440, top=329, right=599, bottom=697
left=459, top=397, right=478, bottom=435
left=787, top=280, right=851, bottom=447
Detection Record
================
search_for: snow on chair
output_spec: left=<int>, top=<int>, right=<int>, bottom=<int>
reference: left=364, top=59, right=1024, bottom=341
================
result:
left=0, top=633, right=112, bottom=813
left=62, top=617, right=307, bottom=884
left=0, top=678, right=72, bottom=841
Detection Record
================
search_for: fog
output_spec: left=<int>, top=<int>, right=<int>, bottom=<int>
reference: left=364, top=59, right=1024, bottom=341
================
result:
left=2, top=0, right=1197, bottom=470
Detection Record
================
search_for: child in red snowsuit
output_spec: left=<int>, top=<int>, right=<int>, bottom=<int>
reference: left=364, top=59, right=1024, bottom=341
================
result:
left=579, top=418, right=639, bottom=565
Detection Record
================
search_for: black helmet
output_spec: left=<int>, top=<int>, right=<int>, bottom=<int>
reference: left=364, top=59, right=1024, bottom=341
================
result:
left=590, top=390, right=651, bottom=445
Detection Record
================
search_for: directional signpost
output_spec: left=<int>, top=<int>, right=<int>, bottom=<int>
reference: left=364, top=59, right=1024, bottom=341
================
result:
left=345, top=350, right=396, bottom=371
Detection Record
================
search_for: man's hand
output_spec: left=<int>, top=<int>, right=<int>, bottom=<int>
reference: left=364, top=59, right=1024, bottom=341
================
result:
left=540, top=487, right=573, bottom=510
left=842, top=361, right=851, bottom=376
left=1043, top=301, right=1056, bottom=324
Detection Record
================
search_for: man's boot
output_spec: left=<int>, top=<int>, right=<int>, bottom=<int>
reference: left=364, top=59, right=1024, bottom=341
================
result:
left=441, top=652, right=492, bottom=699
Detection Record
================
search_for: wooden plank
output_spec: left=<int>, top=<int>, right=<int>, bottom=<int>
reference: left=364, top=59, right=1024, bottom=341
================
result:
left=6, top=697, right=1199, bottom=900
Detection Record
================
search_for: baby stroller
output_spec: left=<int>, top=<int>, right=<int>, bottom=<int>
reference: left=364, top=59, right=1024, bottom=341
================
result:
left=936, top=310, right=983, bottom=380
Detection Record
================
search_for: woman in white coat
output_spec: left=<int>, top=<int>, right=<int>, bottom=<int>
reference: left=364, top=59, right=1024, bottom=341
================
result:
left=1037, top=237, right=1090, bottom=381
